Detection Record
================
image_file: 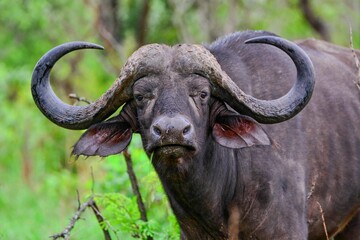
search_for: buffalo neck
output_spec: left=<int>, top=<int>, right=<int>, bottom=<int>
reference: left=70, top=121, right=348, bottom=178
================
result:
left=152, top=139, right=238, bottom=239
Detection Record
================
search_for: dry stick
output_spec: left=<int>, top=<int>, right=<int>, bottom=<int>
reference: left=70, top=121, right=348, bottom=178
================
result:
left=50, top=196, right=96, bottom=240
left=123, top=150, right=149, bottom=223
left=123, top=150, right=153, bottom=240
left=89, top=201, right=112, bottom=240
left=349, top=26, right=360, bottom=91
left=50, top=196, right=113, bottom=240
left=51, top=170, right=113, bottom=240
left=316, top=201, right=330, bottom=240
left=90, top=168, right=113, bottom=240
left=69, top=93, right=92, bottom=105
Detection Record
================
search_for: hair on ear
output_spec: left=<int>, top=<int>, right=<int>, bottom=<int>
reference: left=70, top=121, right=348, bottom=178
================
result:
left=212, top=114, right=271, bottom=149
left=72, top=121, right=133, bottom=157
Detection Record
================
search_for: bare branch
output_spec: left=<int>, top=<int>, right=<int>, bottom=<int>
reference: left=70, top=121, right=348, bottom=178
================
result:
left=123, top=150, right=149, bottom=223
left=122, top=150, right=154, bottom=239
left=91, top=166, right=96, bottom=194
left=51, top=171, right=116, bottom=240
left=76, top=190, right=81, bottom=209
left=89, top=200, right=112, bottom=240
left=50, top=195, right=116, bottom=240
left=306, top=174, right=318, bottom=200
left=50, top=196, right=95, bottom=240
left=69, top=93, right=92, bottom=105
left=316, top=201, right=329, bottom=240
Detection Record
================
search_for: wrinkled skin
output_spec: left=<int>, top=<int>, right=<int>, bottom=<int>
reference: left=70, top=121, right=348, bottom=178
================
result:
left=133, top=73, right=211, bottom=155
left=35, top=31, right=360, bottom=239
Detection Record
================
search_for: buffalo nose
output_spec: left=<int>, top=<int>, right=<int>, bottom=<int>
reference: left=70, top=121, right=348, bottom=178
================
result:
left=151, top=115, right=193, bottom=140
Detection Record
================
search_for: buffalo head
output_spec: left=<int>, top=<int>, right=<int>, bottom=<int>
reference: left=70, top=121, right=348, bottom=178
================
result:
left=31, top=36, right=314, bottom=168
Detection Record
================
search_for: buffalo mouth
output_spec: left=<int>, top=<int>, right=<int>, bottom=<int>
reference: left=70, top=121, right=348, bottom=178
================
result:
left=149, top=143, right=196, bottom=159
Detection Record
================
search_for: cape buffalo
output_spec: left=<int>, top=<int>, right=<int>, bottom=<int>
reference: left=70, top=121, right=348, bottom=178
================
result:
left=31, top=30, right=360, bottom=239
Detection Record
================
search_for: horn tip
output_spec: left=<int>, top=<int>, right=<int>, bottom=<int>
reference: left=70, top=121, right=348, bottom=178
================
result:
left=78, top=41, right=104, bottom=51
left=244, top=36, right=279, bottom=45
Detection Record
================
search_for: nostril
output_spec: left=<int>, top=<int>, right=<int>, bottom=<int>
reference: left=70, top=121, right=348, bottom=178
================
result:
left=183, top=125, right=191, bottom=135
left=153, top=125, right=162, bottom=136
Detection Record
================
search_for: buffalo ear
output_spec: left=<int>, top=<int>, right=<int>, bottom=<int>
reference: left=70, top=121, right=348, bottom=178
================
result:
left=212, top=114, right=270, bottom=149
left=72, top=120, right=132, bottom=157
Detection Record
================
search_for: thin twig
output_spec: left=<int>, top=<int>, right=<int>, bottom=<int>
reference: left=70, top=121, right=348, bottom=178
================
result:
left=91, top=166, right=95, bottom=194
left=349, top=26, right=360, bottom=91
left=307, top=174, right=318, bottom=200
left=316, top=201, right=329, bottom=240
left=76, top=190, right=81, bottom=209
left=50, top=195, right=116, bottom=240
left=123, top=150, right=153, bottom=240
left=123, top=150, right=149, bottom=223
left=69, top=93, right=92, bottom=105
left=51, top=171, right=116, bottom=240
left=50, top=196, right=96, bottom=240
left=89, top=200, right=112, bottom=240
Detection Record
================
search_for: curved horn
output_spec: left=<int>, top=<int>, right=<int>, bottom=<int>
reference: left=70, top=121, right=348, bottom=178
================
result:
left=31, top=41, right=164, bottom=130
left=177, top=36, right=315, bottom=124
left=219, top=36, right=315, bottom=123
left=240, top=36, right=315, bottom=123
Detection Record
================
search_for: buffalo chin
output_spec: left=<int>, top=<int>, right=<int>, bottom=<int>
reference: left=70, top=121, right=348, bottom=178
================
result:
left=151, top=145, right=196, bottom=180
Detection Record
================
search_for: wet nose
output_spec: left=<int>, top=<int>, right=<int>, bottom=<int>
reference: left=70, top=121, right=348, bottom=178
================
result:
left=151, top=115, right=193, bottom=141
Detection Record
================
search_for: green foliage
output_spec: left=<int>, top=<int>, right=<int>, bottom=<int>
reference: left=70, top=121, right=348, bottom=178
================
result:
left=95, top=192, right=179, bottom=239
left=0, top=0, right=359, bottom=239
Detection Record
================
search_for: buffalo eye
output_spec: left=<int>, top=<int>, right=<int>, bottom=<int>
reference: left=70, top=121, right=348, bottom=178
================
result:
left=200, top=91, right=209, bottom=100
left=134, top=94, right=144, bottom=102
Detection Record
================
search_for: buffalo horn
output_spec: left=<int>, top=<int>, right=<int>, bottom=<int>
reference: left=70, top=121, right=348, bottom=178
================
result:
left=31, top=41, right=162, bottom=129
left=177, top=36, right=315, bottom=124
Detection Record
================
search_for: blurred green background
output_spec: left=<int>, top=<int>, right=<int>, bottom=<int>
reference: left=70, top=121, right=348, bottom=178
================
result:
left=0, top=0, right=359, bottom=239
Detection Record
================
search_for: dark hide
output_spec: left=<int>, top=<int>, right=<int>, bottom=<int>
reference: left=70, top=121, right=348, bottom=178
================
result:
left=74, top=31, right=360, bottom=239
left=207, top=31, right=360, bottom=239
